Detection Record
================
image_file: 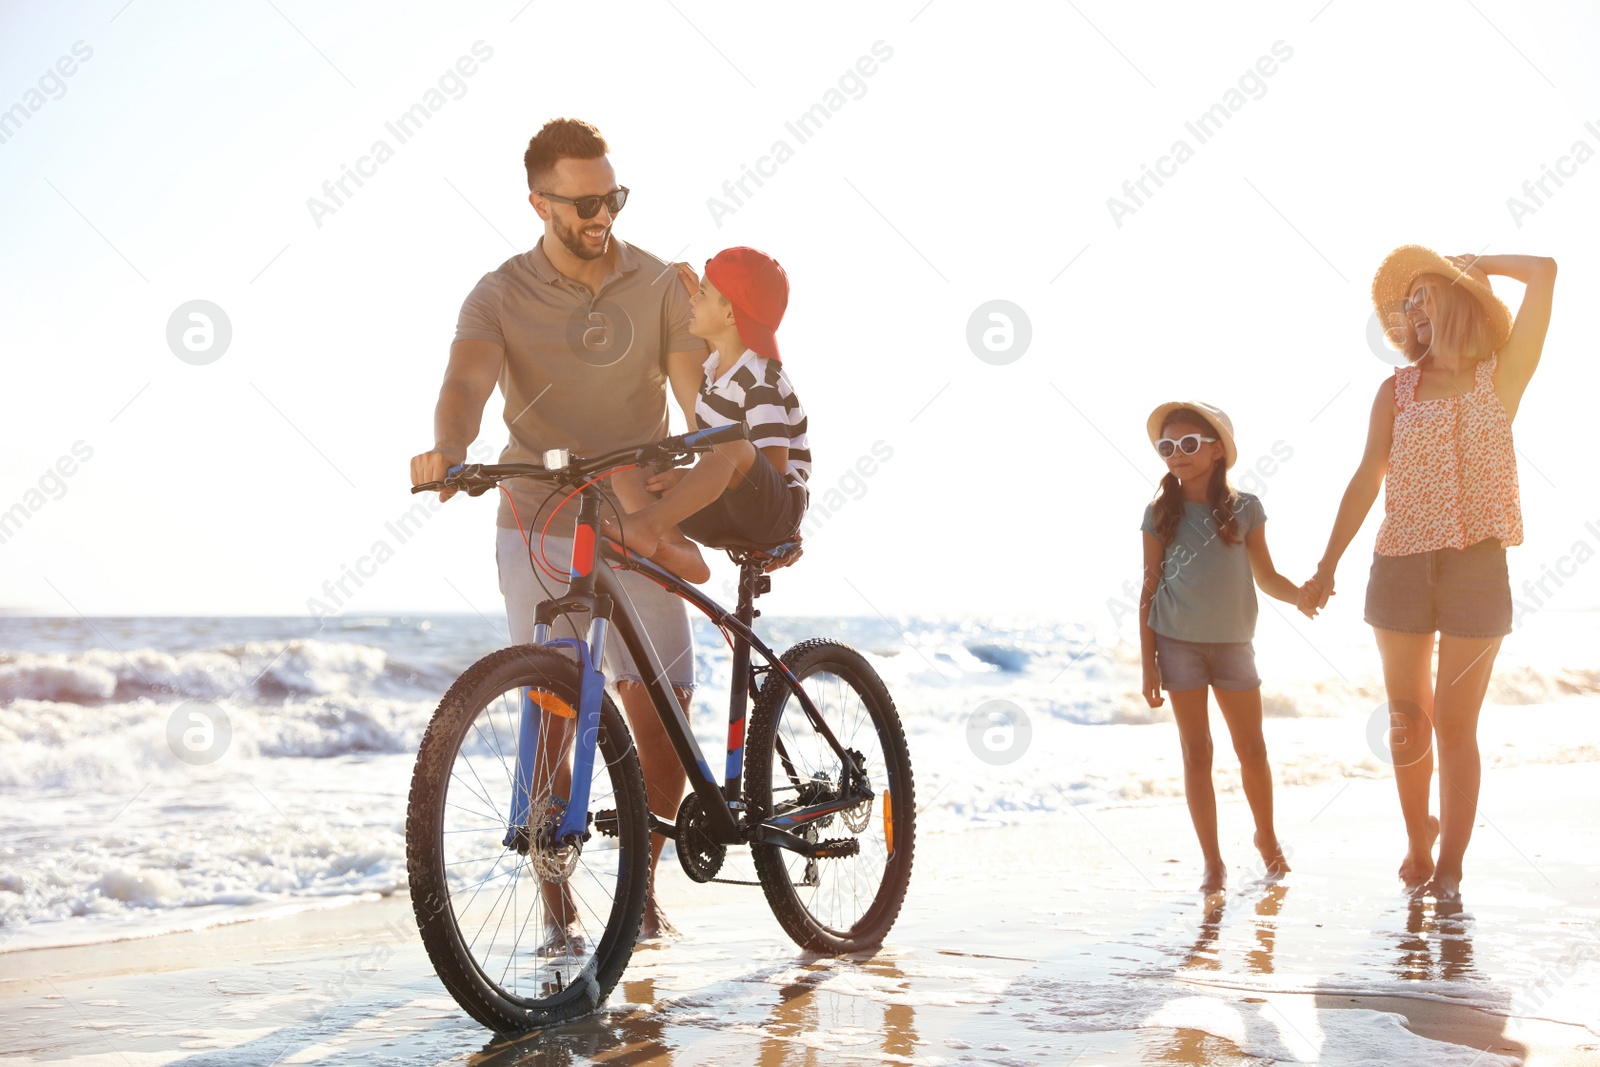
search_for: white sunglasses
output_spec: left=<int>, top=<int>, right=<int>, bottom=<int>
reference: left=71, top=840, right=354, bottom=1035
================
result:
left=1156, top=434, right=1218, bottom=458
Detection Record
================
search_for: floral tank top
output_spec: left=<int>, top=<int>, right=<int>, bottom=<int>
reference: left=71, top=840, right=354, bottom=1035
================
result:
left=1375, top=355, right=1522, bottom=556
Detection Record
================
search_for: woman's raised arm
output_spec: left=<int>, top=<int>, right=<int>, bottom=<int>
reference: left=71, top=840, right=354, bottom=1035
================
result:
left=1462, top=253, right=1556, bottom=419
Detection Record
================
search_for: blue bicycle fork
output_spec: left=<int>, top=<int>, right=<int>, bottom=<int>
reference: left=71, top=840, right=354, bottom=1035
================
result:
left=502, top=490, right=614, bottom=850
left=501, top=618, right=610, bottom=849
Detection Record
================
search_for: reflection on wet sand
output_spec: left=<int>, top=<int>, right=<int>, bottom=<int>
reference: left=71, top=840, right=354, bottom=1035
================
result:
left=1246, top=884, right=1287, bottom=976
left=1293, top=895, right=1531, bottom=1065
left=1181, top=884, right=1288, bottom=976
left=466, top=977, right=666, bottom=1066
left=464, top=952, right=923, bottom=1066
left=1181, top=893, right=1228, bottom=971
left=758, top=954, right=919, bottom=1065
left=1392, top=897, right=1475, bottom=983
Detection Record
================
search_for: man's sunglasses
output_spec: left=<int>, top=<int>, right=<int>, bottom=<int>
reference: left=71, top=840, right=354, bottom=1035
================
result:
left=537, top=186, right=629, bottom=219
left=1155, top=434, right=1218, bottom=458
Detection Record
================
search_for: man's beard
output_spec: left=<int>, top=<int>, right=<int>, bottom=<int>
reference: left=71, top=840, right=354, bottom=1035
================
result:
left=554, top=214, right=609, bottom=261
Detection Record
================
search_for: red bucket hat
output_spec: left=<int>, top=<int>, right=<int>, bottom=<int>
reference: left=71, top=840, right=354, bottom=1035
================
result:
left=703, top=247, right=789, bottom=362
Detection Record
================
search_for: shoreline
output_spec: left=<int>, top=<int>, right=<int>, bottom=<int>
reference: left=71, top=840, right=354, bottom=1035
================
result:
left=4, top=763, right=1598, bottom=1065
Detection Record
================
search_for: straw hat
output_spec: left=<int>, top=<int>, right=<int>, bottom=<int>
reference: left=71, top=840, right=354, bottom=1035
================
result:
left=1370, top=245, right=1513, bottom=352
left=1147, top=400, right=1237, bottom=470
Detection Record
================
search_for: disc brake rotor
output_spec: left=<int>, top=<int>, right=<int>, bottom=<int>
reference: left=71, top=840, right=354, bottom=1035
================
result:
left=528, top=802, right=580, bottom=883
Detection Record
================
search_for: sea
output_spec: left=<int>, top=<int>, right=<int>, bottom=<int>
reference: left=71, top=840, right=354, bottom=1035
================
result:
left=2, top=609, right=1597, bottom=953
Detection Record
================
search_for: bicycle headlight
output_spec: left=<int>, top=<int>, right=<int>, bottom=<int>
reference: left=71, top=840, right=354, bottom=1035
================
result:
left=543, top=448, right=570, bottom=471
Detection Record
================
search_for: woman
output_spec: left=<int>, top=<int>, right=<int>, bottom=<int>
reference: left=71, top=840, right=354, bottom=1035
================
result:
left=1301, top=246, right=1556, bottom=903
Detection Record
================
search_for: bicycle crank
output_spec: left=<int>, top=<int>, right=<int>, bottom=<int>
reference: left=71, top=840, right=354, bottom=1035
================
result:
left=674, top=793, right=727, bottom=883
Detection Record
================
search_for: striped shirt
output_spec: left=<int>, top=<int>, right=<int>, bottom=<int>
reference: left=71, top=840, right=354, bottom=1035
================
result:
left=694, top=350, right=811, bottom=491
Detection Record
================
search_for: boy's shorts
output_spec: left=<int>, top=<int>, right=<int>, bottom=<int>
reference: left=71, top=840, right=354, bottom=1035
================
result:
left=1154, top=633, right=1261, bottom=692
left=1363, top=538, right=1512, bottom=639
left=677, top=452, right=805, bottom=548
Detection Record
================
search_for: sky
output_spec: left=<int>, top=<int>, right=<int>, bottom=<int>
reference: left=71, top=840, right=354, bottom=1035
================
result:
left=3, top=0, right=1599, bottom=632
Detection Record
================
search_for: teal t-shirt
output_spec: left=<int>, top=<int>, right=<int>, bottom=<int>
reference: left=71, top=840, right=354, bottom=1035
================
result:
left=1140, top=493, right=1266, bottom=643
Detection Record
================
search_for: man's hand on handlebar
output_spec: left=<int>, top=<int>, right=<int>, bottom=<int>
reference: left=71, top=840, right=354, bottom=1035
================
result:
left=407, top=426, right=746, bottom=501
left=410, top=448, right=463, bottom=501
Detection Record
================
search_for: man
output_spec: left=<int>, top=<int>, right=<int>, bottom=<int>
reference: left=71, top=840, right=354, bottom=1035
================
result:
left=409, top=117, right=706, bottom=940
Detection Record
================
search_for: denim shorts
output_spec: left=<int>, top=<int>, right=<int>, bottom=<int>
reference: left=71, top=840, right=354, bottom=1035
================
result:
left=1154, top=633, right=1261, bottom=692
left=496, top=526, right=695, bottom=691
left=1363, top=538, right=1512, bottom=639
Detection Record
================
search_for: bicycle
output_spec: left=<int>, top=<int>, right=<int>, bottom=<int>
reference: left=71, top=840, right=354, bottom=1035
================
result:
left=405, top=424, right=916, bottom=1033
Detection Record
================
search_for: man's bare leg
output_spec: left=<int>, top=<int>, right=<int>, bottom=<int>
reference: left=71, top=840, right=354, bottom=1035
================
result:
left=616, top=679, right=692, bottom=940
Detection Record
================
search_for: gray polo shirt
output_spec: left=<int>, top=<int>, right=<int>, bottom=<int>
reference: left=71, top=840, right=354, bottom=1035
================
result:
left=454, top=238, right=700, bottom=535
left=1141, top=493, right=1266, bottom=643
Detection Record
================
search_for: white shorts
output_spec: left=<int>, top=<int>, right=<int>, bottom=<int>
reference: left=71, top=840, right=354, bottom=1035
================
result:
left=495, top=525, right=696, bottom=691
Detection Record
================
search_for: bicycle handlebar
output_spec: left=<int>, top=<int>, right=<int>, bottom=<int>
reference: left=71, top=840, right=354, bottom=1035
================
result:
left=410, top=422, right=749, bottom=496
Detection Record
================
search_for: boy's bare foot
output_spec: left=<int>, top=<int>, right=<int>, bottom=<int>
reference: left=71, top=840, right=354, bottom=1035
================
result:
left=599, top=518, right=710, bottom=583
left=1399, top=815, right=1440, bottom=890
left=648, top=538, right=710, bottom=584
left=1254, top=832, right=1291, bottom=879
left=600, top=515, right=663, bottom=559
left=1199, top=860, right=1226, bottom=893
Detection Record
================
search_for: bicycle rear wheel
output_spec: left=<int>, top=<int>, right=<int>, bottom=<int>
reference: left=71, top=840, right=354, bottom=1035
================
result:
left=406, top=645, right=650, bottom=1033
left=745, top=639, right=916, bottom=953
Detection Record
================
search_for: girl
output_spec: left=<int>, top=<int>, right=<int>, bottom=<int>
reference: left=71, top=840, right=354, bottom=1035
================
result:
left=1300, top=248, right=1557, bottom=903
left=1138, top=401, right=1304, bottom=892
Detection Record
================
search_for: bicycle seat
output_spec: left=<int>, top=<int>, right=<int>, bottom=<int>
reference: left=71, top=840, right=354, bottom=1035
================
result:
left=695, top=535, right=803, bottom=567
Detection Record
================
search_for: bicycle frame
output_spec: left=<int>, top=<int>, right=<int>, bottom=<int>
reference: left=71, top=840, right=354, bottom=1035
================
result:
left=504, top=485, right=867, bottom=855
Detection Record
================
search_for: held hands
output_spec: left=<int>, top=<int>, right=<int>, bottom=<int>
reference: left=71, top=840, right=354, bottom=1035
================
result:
left=1296, top=568, right=1335, bottom=619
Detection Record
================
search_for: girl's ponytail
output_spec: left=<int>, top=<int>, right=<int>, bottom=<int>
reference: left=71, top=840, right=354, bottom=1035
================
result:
left=1150, top=471, right=1186, bottom=547
left=1206, top=461, right=1242, bottom=546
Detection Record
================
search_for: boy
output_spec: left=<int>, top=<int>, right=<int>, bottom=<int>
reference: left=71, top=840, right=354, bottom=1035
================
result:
left=607, top=247, right=810, bottom=563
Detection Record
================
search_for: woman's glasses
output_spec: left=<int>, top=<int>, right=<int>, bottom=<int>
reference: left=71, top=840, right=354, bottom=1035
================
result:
left=1403, top=284, right=1429, bottom=314
left=1156, top=434, right=1218, bottom=458
left=537, top=186, right=629, bottom=219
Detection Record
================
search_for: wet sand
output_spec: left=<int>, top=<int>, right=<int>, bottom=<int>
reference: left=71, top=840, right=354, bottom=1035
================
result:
left=3, top=762, right=1598, bottom=1065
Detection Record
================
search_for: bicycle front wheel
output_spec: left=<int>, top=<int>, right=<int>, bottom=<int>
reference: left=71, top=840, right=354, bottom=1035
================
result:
left=746, top=639, right=916, bottom=953
left=405, top=645, right=650, bottom=1033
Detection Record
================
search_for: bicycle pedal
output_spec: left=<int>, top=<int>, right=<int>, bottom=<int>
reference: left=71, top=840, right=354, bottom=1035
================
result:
left=593, top=809, right=619, bottom=837
left=811, top=838, right=860, bottom=859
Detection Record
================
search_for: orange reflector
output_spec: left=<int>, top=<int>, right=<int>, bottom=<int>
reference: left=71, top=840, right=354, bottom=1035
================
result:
left=883, top=787, right=894, bottom=857
left=525, top=687, right=577, bottom=719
